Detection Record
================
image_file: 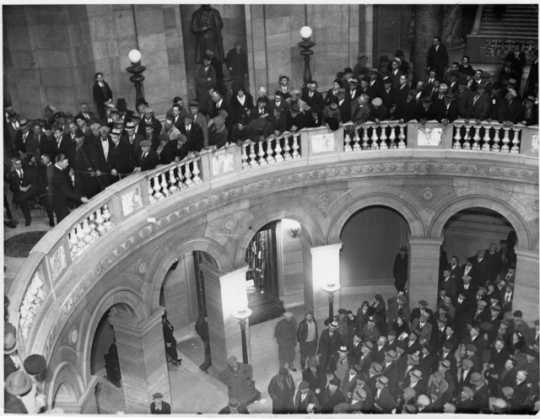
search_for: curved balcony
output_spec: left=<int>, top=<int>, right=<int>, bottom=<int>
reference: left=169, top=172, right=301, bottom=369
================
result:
left=8, top=119, right=539, bottom=360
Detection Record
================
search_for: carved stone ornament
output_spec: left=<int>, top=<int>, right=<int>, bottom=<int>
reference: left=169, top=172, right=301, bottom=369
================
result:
left=19, top=272, right=47, bottom=340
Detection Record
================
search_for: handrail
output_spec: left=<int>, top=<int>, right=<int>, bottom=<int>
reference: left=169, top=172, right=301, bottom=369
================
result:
left=9, top=119, right=538, bottom=357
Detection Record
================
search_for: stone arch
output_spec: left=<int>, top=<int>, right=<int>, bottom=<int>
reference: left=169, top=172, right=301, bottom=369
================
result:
left=146, top=236, right=231, bottom=311
left=327, top=192, right=426, bottom=243
left=233, top=201, right=325, bottom=269
left=428, top=195, right=532, bottom=250
left=47, top=361, right=84, bottom=412
left=80, top=287, right=147, bottom=385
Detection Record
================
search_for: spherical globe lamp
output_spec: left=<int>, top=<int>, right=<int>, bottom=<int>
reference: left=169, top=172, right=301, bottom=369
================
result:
left=299, top=26, right=313, bottom=40
left=128, top=49, right=142, bottom=64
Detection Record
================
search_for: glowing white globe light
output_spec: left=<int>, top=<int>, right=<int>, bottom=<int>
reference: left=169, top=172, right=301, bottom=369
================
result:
left=300, top=26, right=313, bottom=39
left=128, top=49, right=142, bottom=64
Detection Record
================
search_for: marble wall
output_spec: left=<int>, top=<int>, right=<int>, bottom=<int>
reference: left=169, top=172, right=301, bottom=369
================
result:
left=246, top=4, right=362, bottom=93
left=4, top=5, right=188, bottom=118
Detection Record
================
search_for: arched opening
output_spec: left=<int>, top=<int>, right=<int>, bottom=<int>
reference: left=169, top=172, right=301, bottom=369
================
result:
left=161, top=251, right=218, bottom=371
left=340, top=205, right=411, bottom=301
left=440, top=207, right=517, bottom=309
left=52, top=382, right=79, bottom=413
left=245, top=218, right=310, bottom=325
left=89, top=303, right=135, bottom=413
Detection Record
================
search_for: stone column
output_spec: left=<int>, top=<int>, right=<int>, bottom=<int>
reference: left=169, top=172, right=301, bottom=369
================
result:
left=413, top=5, right=443, bottom=80
left=109, top=307, right=171, bottom=413
left=514, top=249, right=539, bottom=323
left=203, top=266, right=249, bottom=371
left=310, top=243, right=342, bottom=320
left=408, top=237, right=442, bottom=310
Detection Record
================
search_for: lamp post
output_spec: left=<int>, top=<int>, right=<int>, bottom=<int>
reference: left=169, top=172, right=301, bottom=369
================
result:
left=126, top=49, right=146, bottom=105
left=298, top=26, right=315, bottom=85
left=322, top=282, right=340, bottom=321
left=233, top=307, right=252, bottom=364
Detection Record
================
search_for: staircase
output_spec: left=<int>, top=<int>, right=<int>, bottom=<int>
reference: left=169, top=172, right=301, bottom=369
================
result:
left=479, top=4, right=538, bottom=39
left=466, top=4, right=538, bottom=66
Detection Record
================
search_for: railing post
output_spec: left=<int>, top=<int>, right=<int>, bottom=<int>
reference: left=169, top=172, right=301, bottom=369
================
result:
left=406, top=121, right=419, bottom=148
left=107, top=195, right=123, bottom=224
left=519, top=125, right=538, bottom=157
left=198, top=147, right=214, bottom=181
left=300, top=130, right=310, bottom=158
left=441, top=122, right=455, bottom=148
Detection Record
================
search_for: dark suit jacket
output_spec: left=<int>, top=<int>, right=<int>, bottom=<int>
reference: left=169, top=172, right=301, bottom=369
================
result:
left=137, top=149, right=160, bottom=171
left=93, top=81, right=113, bottom=108
left=109, top=139, right=135, bottom=176
left=469, top=93, right=491, bottom=120
left=51, top=165, right=82, bottom=220
left=426, top=44, right=449, bottom=77
left=150, top=401, right=171, bottom=414
left=373, top=387, right=395, bottom=413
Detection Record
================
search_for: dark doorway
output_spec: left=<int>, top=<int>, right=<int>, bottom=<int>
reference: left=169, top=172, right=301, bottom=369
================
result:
left=245, top=221, right=284, bottom=324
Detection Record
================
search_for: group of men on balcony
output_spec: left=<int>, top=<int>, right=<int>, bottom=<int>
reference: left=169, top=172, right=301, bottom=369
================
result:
left=3, top=36, right=538, bottom=228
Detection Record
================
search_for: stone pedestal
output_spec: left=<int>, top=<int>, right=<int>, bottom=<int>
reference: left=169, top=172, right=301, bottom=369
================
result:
left=408, top=238, right=442, bottom=310
left=109, top=307, right=171, bottom=413
left=310, top=243, right=342, bottom=320
left=203, top=266, right=249, bottom=371
left=514, top=250, right=539, bottom=323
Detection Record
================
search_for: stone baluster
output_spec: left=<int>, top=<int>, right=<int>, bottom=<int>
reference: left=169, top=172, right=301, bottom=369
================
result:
left=344, top=131, right=352, bottom=152
left=283, top=133, right=292, bottom=160
left=184, top=160, right=193, bottom=186
left=177, top=165, right=185, bottom=190
left=160, top=172, right=169, bottom=197
left=257, top=141, right=267, bottom=166
left=463, top=125, right=472, bottom=150
left=241, top=142, right=249, bottom=168
left=266, top=137, right=276, bottom=164
left=491, top=126, right=501, bottom=152
left=292, top=133, right=300, bottom=158
left=371, top=125, right=380, bottom=150
left=472, top=124, right=481, bottom=150
left=148, top=180, right=157, bottom=203
left=379, top=124, right=388, bottom=150
left=361, top=126, right=369, bottom=150
left=168, top=167, right=178, bottom=194
left=192, top=158, right=202, bottom=183
left=510, top=127, right=521, bottom=154
left=501, top=127, right=511, bottom=152
left=398, top=124, right=407, bottom=149
left=453, top=123, right=463, bottom=149
left=248, top=141, right=257, bottom=166
left=480, top=125, right=490, bottom=152
left=274, top=135, right=283, bottom=162
left=151, top=175, right=163, bottom=199
left=102, top=205, right=112, bottom=231
left=388, top=124, right=396, bottom=149
left=352, top=128, right=361, bottom=151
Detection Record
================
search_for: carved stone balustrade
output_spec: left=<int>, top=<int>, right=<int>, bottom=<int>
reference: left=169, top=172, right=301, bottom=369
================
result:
left=452, top=120, right=524, bottom=153
left=241, top=131, right=301, bottom=168
left=148, top=154, right=202, bottom=202
left=67, top=204, right=113, bottom=260
left=343, top=121, right=407, bottom=151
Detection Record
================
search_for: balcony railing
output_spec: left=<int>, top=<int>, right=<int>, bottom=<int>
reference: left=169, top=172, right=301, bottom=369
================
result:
left=10, top=119, right=538, bottom=355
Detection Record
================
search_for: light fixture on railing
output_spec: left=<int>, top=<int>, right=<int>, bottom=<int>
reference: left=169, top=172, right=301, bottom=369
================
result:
left=126, top=49, right=146, bottom=106
left=298, top=26, right=315, bottom=85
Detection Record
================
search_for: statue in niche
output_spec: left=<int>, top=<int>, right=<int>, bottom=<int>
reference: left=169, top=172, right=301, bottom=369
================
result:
left=191, top=5, right=224, bottom=64
left=441, top=5, right=465, bottom=48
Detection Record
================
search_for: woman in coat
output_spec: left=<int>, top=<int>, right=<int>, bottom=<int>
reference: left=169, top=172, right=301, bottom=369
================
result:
left=267, top=367, right=295, bottom=413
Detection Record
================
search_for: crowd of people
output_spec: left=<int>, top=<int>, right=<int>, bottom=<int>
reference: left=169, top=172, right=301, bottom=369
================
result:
left=255, top=245, right=537, bottom=414
left=3, top=37, right=538, bottom=228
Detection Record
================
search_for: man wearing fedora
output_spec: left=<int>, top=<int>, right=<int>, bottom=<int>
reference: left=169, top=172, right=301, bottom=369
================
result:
left=393, top=246, right=408, bottom=293
left=150, top=392, right=171, bottom=414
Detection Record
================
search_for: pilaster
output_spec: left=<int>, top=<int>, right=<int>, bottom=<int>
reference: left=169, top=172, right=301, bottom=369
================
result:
left=514, top=249, right=539, bottom=323
left=408, top=237, right=442, bottom=310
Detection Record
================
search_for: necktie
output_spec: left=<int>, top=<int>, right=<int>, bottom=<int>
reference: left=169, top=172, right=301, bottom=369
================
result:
left=18, top=169, right=23, bottom=178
